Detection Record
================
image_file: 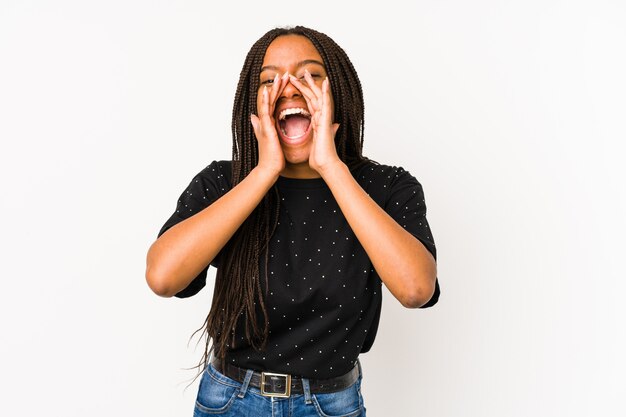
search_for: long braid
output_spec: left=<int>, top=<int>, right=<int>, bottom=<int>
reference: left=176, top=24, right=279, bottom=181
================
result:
left=185, top=26, right=377, bottom=387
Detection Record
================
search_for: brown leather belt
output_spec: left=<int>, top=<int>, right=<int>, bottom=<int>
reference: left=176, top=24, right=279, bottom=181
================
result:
left=210, top=356, right=361, bottom=397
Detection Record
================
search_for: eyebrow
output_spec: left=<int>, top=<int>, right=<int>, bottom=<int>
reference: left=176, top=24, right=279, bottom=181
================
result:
left=260, top=59, right=325, bottom=73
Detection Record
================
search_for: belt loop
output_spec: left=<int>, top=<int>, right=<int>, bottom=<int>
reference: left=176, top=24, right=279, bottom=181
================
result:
left=301, top=377, right=312, bottom=404
left=237, top=369, right=254, bottom=398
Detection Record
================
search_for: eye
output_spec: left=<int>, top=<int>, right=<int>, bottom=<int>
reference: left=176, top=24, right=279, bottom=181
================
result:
left=260, top=73, right=279, bottom=85
left=298, top=73, right=322, bottom=82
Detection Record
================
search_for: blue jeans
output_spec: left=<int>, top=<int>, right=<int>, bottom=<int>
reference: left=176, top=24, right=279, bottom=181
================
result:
left=193, top=361, right=367, bottom=417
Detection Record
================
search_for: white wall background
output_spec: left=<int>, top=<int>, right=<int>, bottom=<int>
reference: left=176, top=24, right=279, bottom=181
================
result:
left=1, top=1, right=624, bottom=416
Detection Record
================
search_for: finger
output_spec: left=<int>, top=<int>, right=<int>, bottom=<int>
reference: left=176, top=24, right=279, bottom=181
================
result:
left=320, top=78, right=330, bottom=121
left=260, top=85, right=277, bottom=126
left=303, top=69, right=323, bottom=99
left=259, top=85, right=280, bottom=134
left=322, top=78, right=334, bottom=123
left=250, top=114, right=260, bottom=138
left=288, top=75, right=317, bottom=102
left=258, top=85, right=269, bottom=118
left=294, top=84, right=318, bottom=121
left=322, top=76, right=333, bottom=99
left=289, top=75, right=320, bottom=112
left=269, top=72, right=290, bottom=111
left=267, top=73, right=280, bottom=104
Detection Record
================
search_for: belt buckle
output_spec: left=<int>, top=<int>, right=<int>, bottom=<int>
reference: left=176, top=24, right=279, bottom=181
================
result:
left=260, top=372, right=291, bottom=398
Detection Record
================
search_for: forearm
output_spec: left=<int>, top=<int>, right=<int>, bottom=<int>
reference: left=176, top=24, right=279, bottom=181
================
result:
left=145, top=166, right=279, bottom=297
left=320, top=162, right=437, bottom=308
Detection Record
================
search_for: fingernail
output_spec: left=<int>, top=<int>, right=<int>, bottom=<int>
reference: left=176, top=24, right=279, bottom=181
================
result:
left=282, top=71, right=289, bottom=79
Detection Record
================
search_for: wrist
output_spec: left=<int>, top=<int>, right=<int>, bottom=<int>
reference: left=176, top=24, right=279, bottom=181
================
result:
left=318, top=159, right=348, bottom=180
left=251, top=164, right=281, bottom=184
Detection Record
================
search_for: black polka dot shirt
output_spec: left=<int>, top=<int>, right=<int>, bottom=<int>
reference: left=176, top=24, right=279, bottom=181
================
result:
left=157, top=160, right=439, bottom=379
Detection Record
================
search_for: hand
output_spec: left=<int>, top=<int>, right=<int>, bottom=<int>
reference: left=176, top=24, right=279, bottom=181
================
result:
left=289, top=70, right=342, bottom=175
left=250, top=72, right=290, bottom=177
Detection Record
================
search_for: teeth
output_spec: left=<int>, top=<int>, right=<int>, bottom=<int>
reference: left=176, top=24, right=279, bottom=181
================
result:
left=278, top=107, right=311, bottom=121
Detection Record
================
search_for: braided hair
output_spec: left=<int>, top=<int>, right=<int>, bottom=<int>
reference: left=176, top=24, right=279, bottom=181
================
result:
left=187, top=25, right=376, bottom=383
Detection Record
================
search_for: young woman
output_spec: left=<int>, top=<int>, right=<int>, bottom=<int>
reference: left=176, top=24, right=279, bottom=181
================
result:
left=146, top=26, right=439, bottom=417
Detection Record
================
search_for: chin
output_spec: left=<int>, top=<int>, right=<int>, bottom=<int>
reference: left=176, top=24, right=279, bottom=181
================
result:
left=281, top=146, right=311, bottom=165
left=279, top=128, right=313, bottom=164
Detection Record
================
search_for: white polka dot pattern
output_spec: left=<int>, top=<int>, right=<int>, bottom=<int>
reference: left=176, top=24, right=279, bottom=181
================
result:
left=156, top=160, right=439, bottom=377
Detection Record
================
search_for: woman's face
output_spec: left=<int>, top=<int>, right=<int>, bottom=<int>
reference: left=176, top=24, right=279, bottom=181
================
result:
left=258, top=34, right=331, bottom=169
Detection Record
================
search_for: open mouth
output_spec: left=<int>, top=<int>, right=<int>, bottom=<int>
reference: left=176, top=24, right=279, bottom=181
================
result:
left=276, top=107, right=312, bottom=142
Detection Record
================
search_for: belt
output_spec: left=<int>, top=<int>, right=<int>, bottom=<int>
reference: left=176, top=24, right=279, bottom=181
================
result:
left=210, top=356, right=361, bottom=398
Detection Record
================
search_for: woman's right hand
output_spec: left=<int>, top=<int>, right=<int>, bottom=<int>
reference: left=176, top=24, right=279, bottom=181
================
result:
left=250, top=73, right=289, bottom=176
left=250, top=72, right=290, bottom=177
left=148, top=72, right=289, bottom=296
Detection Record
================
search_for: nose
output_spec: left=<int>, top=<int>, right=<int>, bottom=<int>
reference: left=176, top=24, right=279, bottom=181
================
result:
left=279, top=78, right=302, bottom=100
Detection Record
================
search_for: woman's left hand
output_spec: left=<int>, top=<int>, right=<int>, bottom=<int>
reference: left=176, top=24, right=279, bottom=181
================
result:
left=289, top=70, right=342, bottom=174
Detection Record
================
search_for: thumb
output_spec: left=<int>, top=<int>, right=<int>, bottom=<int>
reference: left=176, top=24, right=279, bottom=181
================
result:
left=250, top=114, right=260, bottom=136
